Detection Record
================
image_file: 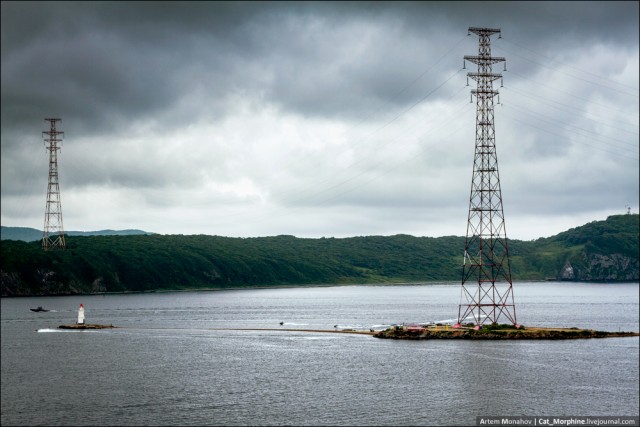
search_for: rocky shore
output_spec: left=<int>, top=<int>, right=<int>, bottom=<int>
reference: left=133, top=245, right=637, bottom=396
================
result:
left=58, top=323, right=116, bottom=330
left=373, top=324, right=640, bottom=340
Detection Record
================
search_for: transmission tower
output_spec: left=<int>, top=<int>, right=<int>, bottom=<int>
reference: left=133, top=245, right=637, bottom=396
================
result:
left=42, top=118, right=65, bottom=250
left=457, top=27, right=517, bottom=326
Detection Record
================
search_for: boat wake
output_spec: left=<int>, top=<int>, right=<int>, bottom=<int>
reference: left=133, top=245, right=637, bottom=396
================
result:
left=334, top=324, right=372, bottom=330
left=35, top=328, right=99, bottom=333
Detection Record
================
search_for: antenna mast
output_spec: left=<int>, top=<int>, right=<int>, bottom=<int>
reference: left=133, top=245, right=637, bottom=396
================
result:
left=457, top=28, right=517, bottom=326
left=42, top=118, right=65, bottom=250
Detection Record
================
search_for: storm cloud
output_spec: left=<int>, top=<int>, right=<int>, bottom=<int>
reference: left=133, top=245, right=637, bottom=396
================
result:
left=1, top=1, right=638, bottom=239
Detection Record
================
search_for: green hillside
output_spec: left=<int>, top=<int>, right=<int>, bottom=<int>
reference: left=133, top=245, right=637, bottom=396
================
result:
left=1, top=215, right=637, bottom=296
left=0, top=226, right=153, bottom=241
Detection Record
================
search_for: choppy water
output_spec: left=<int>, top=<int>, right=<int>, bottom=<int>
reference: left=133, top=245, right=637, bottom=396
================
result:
left=2, top=282, right=638, bottom=426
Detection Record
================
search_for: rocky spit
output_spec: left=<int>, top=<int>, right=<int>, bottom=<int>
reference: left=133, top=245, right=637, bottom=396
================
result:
left=58, top=323, right=116, bottom=330
left=373, top=325, right=640, bottom=340
left=51, top=324, right=638, bottom=339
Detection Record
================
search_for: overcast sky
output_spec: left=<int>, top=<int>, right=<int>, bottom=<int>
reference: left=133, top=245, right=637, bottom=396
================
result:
left=1, top=1, right=638, bottom=240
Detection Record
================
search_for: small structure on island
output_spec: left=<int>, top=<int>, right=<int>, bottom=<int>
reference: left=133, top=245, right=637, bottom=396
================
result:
left=58, top=303, right=115, bottom=330
left=77, top=303, right=85, bottom=325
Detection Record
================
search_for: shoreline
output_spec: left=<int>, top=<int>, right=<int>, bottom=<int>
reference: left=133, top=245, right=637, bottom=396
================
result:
left=58, top=323, right=116, bottom=330
left=53, top=325, right=639, bottom=339
left=373, top=325, right=640, bottom=340
left=8, top=280, right=639, bottom=299
left=4, top=281, right=461, bottom=298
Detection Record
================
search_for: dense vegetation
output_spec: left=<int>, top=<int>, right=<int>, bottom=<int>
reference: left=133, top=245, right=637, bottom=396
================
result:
left=0, top=226, right=151, bottom=242
left=1, top=214, right=637, bottom=296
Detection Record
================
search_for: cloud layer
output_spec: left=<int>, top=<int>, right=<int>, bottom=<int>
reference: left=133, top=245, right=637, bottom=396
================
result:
left=2, top=1, right=638, bottom=239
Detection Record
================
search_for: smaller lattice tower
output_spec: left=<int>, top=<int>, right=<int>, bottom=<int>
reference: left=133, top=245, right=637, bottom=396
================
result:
left=42, top=118, right=65, bottom=250
left=457, top=27, right=517, bottom=326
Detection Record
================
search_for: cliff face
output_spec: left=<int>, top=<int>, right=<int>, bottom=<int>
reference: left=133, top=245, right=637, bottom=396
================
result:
left=560, top=260, right=575, bottom=280
left=561, top=253, right=639, bottom=282
left=0, top=268, right=87, bottom=296
left=552, top=214, right=639, bottom=282
left=573, top=253, right=639, bottom=281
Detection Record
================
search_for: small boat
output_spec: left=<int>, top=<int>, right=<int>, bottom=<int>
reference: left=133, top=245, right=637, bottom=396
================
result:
left=30, top=306, right=49, bottom=312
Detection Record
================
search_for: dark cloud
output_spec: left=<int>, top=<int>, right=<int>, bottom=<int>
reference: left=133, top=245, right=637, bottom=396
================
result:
left=1, top=1, right=637, bottom=238
left=3, top=1, right=637, bottom=133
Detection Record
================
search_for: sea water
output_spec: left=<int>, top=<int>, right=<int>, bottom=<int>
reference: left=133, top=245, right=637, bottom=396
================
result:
left=1, top=282, right=638, bottom=426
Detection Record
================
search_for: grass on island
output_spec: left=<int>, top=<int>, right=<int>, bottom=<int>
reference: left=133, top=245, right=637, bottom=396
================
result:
left=373, top=322, right=640, bottom=340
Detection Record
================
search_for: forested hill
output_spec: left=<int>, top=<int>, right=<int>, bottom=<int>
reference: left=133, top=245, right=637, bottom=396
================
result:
left=1, top=214, right=638, bottom=296
left=0, top=226, right=153, bottom=242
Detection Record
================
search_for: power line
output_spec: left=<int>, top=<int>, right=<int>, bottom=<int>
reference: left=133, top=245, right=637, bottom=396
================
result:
left=506, top=85, right=639, bottom=134
left=501, top=111, right=639, bottom=162
left=506, top=103, right=639, bottom=152
left=498, top=41, right=639, bottom=98
left=507, top=69, right=639, bottom=115
left=260, top=68, right=465, bottom=209
left=501, top=37, right=640, bottom=93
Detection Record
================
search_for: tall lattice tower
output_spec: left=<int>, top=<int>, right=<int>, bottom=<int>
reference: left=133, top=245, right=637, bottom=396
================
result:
left=42, top=118, right=65, bottom=250
left=457, top=27, right=517, bottom=326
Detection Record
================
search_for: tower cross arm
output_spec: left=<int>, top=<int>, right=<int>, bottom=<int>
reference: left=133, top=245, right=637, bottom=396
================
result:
left=467, top=72, right=503, bottom=82
left=42, top=131, right=64, bottom=137
left=468, top=27, right=501, bottom=36
left=464, top=55, right=505, bottom=65
left=471, top=89, right=500, bottom=96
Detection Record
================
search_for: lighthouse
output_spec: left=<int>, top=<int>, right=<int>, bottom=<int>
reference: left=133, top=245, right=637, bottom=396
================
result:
left=58, top=303, right=113, bottom=329
left=77, top=304, right=85, bottom=325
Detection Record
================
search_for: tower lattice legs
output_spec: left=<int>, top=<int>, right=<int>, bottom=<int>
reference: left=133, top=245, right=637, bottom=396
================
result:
left=457, top=28, right=516, bottom=326
left=42, top=118, right=65, bottom=250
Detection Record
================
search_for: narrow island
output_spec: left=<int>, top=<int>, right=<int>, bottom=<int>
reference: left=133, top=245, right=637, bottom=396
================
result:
left=58, top=323, right=116, bottom=330
left=57, top=303, right=116, bottom=329
left=373, top=323, right=640, bottom=340
left=51, top=302, right=639, bottom=338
